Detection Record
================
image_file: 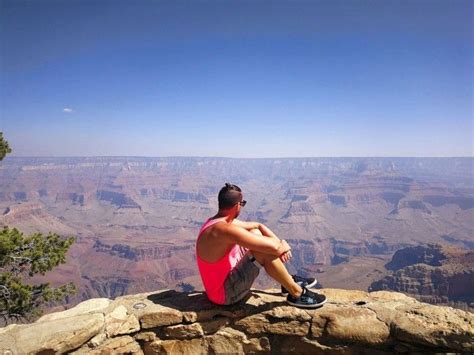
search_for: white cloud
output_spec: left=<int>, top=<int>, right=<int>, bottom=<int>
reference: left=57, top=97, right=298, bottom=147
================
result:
left=63, top=108, right=73, bottom=113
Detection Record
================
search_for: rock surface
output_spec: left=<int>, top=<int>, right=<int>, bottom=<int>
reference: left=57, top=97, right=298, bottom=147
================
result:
left=0, top=288, right=472, bottom=354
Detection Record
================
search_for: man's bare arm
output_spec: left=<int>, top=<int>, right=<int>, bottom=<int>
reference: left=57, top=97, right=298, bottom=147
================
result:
left=231, top=219, right=260, bottom=231
left=218, top=223, right=290, bottom=256
left=257, top=223, right=279, bottom=240
left=232, top=219, right=279, bottom=241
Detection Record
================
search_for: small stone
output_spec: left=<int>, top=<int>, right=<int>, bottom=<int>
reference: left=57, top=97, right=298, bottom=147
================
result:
left=163, top=323, right=204, bottom=339
left=139, top=305, right=183, bottom=329
left=105, top=305, right=140, bottom=337
left=134, top=331, right=156, bottom=342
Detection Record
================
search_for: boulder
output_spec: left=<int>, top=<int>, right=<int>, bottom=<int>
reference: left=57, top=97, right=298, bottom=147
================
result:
left=37, top=298, right=111, bottom=322
left=0, top=313, right=104, bottom=354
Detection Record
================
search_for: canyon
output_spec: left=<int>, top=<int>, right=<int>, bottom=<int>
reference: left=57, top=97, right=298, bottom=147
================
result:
left=0, top=157, right=472, bottom=310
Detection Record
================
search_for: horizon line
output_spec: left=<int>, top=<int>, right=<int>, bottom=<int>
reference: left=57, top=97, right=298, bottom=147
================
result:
left=4, top=155, right=474, bottom=160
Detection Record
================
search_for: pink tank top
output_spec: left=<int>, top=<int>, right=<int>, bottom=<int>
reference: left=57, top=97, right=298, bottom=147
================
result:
left=196, top=218, right=248, bottom=304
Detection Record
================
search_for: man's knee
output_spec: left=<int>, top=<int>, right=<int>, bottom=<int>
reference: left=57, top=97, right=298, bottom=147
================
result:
left=251, top=250, right=277, bottom=267
left=252, top=251, right=266, bottom=266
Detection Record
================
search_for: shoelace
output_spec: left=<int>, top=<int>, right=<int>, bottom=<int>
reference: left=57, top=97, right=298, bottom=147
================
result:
left=301, top=288, right=315, bottom=302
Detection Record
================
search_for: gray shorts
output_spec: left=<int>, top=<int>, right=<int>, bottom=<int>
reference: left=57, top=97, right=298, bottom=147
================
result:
left=223, top=252, right=262, bottom=305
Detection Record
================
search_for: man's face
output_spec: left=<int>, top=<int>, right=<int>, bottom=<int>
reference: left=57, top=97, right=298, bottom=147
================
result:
left=235, top=203, right=241, bottom=218
left=234, top=195, right=244, bottom=218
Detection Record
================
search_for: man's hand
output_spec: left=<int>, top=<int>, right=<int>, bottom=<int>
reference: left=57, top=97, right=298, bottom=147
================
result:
left=277, top=240, right=292, bottom=263
left=280, top=250, right=292, bottom=263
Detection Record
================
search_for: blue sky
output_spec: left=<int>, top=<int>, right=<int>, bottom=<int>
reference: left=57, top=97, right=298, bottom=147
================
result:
left=1, top=0, right=472, bottom=157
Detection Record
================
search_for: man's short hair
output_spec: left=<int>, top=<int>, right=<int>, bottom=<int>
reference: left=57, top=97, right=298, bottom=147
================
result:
left=218, top=183, right=242, bottom=209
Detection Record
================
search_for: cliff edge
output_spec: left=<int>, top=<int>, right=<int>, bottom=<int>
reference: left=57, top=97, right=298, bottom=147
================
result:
left=0, top=288, right=472, bottom=354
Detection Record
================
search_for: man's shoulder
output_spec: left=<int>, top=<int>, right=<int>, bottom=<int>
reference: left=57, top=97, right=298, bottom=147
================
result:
left=209, top=221, right=242, bottom=239
left=198, top=222, right=236, bottom=248
left=216, top=223, right=254, bottom=244
left=211, top=220, right=234, bottom=232
left=200, top=219, right=228, bottom=234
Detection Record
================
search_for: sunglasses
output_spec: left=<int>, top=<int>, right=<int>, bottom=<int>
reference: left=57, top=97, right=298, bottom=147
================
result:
left=237, top=200, right=247, bottom=207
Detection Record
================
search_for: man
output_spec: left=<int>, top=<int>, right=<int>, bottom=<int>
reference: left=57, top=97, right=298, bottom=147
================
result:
left=196, top=183, right=327, bottom=308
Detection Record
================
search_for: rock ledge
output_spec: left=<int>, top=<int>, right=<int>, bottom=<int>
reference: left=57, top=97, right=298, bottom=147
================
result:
left=0, top=288, right=472, bottom=354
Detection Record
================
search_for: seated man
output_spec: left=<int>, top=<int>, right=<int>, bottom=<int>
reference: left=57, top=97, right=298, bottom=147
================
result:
left=196, top=183, right=327, bottom=308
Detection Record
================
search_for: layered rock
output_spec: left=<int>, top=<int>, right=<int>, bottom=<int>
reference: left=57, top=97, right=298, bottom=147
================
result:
left=0, top=288, right=472, bottom=354
left=370, top=244, right=474, bottom=308
left=385, top=244, right=449, bottom=270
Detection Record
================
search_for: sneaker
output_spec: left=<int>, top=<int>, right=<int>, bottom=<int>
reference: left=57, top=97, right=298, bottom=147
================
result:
left=286, top=287, right=327, bottom=309
left=281, top=275, right=318, bottom=296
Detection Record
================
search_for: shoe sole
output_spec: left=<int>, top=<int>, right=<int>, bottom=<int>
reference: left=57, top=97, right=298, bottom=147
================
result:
left=286, top=297, right=327, bottom=308
left=281, top=279, right=318, bottom=296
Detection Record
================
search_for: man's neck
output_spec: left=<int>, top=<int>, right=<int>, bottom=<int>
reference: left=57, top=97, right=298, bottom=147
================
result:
left=213, top=210, right=234, bottom=223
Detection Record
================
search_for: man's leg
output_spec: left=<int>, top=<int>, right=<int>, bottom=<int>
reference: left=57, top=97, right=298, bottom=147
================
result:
left=249, top=229, right=303, bottom=298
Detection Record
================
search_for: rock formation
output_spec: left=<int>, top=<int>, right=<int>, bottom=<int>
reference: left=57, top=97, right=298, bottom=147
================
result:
left=0, top=288, right=472, bottom=354
left=370, top=244, right=474, bottom=308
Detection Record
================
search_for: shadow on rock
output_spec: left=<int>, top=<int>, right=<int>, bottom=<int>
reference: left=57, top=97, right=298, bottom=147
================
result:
left=146, top=289, right=287, bottom=315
